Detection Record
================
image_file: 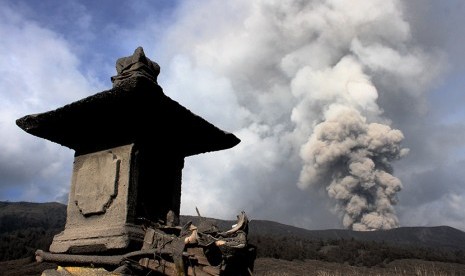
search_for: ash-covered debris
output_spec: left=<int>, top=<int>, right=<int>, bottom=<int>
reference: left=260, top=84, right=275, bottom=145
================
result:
left=37, top=210, right=256, bottom=276
left=134, top=210, right=256, bottom=275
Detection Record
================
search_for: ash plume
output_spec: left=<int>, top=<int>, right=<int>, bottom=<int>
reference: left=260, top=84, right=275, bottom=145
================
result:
left=298, top=105, right=409, bottom=230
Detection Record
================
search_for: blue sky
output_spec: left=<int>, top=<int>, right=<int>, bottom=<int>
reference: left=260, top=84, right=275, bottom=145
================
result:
left=1, top=0, right=465, bottom=231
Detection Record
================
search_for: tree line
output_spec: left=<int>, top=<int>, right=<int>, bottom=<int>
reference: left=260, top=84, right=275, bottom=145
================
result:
left=248, top=234, right=465, bottom=267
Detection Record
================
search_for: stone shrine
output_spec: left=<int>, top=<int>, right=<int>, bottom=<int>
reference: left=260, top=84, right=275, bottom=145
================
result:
left=16, top=47, right=241, bottom=255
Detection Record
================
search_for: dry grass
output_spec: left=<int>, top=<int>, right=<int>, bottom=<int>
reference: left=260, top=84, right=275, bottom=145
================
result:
left=254, top=258, right=465, bottom=276
left=1, top=257, right=465, bottom=276
left=0, top=257, right=57, bottom=276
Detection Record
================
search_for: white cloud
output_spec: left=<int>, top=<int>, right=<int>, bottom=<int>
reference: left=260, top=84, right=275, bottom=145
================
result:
left=0, top=4, right=100, bottom=202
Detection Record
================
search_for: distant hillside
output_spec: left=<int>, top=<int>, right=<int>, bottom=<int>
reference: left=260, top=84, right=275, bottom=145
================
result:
left=0, top=201, right=66, bottom=261
left=0, top=201, right=66, bottom=233
left=1, top=201, right=465, bottom=264
left=182, top=216, right=465, bottom=251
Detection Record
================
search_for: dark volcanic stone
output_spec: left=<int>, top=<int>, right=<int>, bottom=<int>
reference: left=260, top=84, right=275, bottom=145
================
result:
left=16, top=76, right=240, bottom=156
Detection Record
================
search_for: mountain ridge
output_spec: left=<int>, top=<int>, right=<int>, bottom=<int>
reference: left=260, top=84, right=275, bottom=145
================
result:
left=2, top=201, right=465, bottom=247
left=181, top=215, right=465, bottom=251
left=1, top=201, right=465, bottom=256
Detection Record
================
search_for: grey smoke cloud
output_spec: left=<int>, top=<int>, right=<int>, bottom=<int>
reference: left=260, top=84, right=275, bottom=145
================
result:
left=160, top=0, right=440, bottom=230
left=298, top=105, right=408, bottom=230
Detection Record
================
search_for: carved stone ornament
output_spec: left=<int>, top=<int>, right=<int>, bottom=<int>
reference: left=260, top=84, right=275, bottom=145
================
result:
left=111, top=46, right=160, bottom=87
left=74, top=150, right=121, bottom=216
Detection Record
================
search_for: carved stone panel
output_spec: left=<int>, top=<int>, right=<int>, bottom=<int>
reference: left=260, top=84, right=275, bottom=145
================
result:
left=74, top=150, right=121, bottom=216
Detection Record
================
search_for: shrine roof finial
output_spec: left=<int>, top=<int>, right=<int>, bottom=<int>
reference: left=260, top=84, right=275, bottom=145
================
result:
left=111, top=46, right=161, bottom=87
